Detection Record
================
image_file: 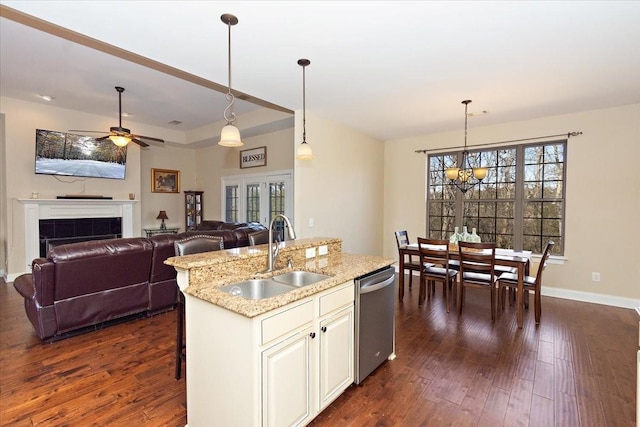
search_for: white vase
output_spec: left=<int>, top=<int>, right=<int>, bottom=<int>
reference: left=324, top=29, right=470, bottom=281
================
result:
left=461, top=226, right=470, bottom=242
left=449, top=227, right=460, bottom=245
left=470, top=228, right=481, bottom=243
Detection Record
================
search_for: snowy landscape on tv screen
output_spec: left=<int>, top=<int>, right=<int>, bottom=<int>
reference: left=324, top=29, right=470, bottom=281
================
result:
left=35, top=129, right=127, bottom=180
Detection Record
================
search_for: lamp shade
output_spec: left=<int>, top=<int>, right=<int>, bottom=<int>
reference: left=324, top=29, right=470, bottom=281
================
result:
left=219, top=124, right=243, bottom=147
left=473, top=167, right=488, bottom=180
left=445, top=168, right=460, bottom=181
left=156, top=210, right=169, bottom=220
left=296, top=141, right=314, bottom=160
left=109, top=135, right=130, bottom=147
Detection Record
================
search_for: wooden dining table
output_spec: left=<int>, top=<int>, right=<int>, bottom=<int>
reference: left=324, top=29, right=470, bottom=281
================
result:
left=398, top=243, right=532, bottom=328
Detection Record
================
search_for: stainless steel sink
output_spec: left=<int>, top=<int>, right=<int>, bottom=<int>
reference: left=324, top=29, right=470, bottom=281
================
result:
left=219, top=279, right=296, bottom=300
left=271, top=271, right=331, bottom=287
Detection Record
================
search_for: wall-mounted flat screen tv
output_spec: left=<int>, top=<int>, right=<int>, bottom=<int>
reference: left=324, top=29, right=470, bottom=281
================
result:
left=35, top=129, right=127, bottom=180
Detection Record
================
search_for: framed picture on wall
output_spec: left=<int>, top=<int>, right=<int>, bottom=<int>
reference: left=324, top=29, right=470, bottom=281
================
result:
left=240, top=146, right=267, bottom=169
left=151, top=168, right=180, bottom=193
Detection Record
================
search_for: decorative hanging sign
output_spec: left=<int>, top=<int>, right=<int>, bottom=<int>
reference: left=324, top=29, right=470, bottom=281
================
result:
left=240, top=146, right=267, bottom=169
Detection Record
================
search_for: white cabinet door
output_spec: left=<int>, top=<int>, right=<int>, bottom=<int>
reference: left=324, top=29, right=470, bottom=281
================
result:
left=318, top=305, right=354, bottom=410
left=262, top=327, right=314, bottom=427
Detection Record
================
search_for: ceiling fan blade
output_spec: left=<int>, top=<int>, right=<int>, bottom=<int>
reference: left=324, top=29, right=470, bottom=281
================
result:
left=95, top=135, right=110, bottom=141
left=133, top=134, right=165, bottom=143
left=69, top=129, right=108, bottom=134
left=131, top=138, right=150, bottom=148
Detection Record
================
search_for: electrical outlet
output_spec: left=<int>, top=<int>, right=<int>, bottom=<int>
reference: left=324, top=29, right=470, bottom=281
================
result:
left=591, top=272, right=601, bottom=282
left=308, top=217, right=314, bottom=228
left=318, top=245, right=328, bottom=256
left=305, top=247, right=316, bottom=259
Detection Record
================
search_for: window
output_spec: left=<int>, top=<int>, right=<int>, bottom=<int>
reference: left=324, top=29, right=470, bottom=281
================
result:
left=427, top=141, right=566, bottom=255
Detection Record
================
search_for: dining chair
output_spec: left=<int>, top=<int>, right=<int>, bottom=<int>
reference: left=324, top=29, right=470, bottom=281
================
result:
left=496, top=241, right=554, bottom=324
left=417, top=237, right=458, bottom=312
left=458, top=241, right=498, bottom=320
left=173, top=235, right=225, bottom=380
left=395, top=230, right=421, bottom=289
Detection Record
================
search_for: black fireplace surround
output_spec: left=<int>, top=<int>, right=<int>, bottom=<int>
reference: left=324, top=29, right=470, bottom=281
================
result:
left=39, top=218, right=122, bottom=257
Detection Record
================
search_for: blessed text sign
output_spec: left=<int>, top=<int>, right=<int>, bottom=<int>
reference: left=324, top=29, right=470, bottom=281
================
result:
left=240, top=146, right=267, bottom=169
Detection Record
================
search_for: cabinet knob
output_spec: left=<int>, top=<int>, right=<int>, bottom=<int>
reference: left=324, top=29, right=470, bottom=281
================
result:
left=309, top=332, right=316, bottom=339
left=321, top=326, right=327, bottom=333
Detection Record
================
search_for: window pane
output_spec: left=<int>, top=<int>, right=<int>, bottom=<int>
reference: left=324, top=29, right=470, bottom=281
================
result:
left=427, top=141, right=565, bottom=255
left=246, top=184, right=260, bottom=223
left=225, top=185, right=238, bottom=222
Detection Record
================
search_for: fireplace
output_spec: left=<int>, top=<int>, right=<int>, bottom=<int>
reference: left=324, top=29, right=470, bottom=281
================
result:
left=20, top=199, right=136, bottom=272
left=39, top=217, right=122, bottom=257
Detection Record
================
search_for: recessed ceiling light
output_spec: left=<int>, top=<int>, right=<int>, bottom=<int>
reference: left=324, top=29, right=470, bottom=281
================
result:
left=38, top=94, right=54, bottom=101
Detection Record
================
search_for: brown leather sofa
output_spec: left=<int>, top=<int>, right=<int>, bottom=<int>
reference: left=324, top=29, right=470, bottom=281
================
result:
left=13, top=221, right=268, bottom=340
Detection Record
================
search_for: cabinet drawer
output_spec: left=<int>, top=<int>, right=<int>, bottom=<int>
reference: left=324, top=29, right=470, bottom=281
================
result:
left=319, top=283, right=354, bottom=317
left=262, top=300, right=314, bottom=345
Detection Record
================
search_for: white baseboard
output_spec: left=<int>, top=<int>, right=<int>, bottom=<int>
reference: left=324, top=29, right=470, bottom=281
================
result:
left=395, top=263, right=640, bottom=310
left=5, top=272, right=25, bottom=283
left=541, top=286, right=640, bottom=309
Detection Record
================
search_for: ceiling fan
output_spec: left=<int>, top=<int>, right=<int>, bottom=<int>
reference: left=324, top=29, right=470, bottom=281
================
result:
left=70, top=86, right=165, bottom=148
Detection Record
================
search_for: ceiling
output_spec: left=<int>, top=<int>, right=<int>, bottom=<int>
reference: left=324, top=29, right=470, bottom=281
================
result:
left=1, top=1, right=639, bottom=144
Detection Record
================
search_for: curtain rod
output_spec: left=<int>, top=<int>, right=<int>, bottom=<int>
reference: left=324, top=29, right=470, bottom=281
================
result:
left=414, top=131, right=583, bottom=154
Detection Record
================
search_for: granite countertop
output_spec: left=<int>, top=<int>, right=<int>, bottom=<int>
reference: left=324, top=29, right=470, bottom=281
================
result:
left=165, top=237, right=341, bottom=270
left=173, top=251, right=394, bottom=318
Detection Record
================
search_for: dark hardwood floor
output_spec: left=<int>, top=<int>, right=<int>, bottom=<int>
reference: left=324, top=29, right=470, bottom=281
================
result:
left=1, top=275, right=636, bottom=426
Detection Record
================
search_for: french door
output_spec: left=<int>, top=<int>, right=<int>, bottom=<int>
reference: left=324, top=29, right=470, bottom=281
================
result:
left=222, top=171, right=293, bottom=237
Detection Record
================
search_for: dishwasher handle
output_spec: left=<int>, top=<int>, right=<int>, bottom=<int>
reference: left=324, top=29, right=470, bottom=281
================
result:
left=359, top=273, right=395, bottom=294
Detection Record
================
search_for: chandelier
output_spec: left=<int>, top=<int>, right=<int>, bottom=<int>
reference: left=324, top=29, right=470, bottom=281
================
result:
left=445, top=100, right=487, bottom=193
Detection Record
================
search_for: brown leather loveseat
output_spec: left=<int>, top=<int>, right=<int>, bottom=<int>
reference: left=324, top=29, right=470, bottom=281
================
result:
left=13, top=221, right=268, bottom=340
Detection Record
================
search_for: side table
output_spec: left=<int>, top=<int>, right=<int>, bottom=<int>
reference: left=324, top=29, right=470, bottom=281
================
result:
left=144, top=227, right=180, bottom=238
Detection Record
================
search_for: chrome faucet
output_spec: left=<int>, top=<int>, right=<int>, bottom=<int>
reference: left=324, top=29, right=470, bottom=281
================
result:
left=266, top=214, right=296, bottom=272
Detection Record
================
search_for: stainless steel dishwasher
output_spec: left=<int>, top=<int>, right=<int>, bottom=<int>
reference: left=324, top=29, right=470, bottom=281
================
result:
left=354, top=265, right=396, bottom=384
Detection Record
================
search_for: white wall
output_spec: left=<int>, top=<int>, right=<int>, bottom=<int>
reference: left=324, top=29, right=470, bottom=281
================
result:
left=383, top=104, right=640, bottom=306
left=294, top=111, right=385, bottom=256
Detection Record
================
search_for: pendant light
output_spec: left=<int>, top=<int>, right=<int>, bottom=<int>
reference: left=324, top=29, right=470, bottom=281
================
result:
left=218, top=13, right=242, bottom=147
left=296, top=58, right=313, bottom=160
left=445, top=100, right=487, bottom=193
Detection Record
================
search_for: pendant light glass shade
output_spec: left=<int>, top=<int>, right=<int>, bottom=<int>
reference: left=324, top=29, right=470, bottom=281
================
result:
left=109, top=135, right=130, bottom=147
left=296, top=141, right=314, bottom=160
left=218, top=14, right=242, bottom=147
left=295, top=58, right=313, bottom=160
left=219, top=124, right=243, bottom=147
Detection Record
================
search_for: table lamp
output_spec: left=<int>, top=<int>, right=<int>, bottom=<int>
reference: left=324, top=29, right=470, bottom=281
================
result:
left=156, top=210, right=169, bottom=230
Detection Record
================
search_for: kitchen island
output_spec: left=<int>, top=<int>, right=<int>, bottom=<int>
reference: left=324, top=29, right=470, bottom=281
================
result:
left=165, top=237, right=394, bottom=427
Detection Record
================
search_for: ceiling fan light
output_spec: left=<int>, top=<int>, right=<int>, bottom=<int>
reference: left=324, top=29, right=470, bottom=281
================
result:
left=219, top=124, right=243, bottom=147
left=296, top=141, right=314, bottom=160
left=109, top=135, right=130, bottom=147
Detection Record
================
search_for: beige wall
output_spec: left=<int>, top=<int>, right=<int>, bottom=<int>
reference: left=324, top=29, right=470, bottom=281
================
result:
left=140, top=145, right=197, bottom=231
left=195, top=127, right=294, bottom=221
left=0, top=96, right=295, bottom=279
left=0, top=113, right=6, bottom=277
left=294, top=111, right=385, bottom=256
left=383, top=103, right=640, bottom=306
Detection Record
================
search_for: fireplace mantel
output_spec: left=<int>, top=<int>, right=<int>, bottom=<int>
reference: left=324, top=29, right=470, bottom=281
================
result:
left=19, top=199, right=137, bottom=271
